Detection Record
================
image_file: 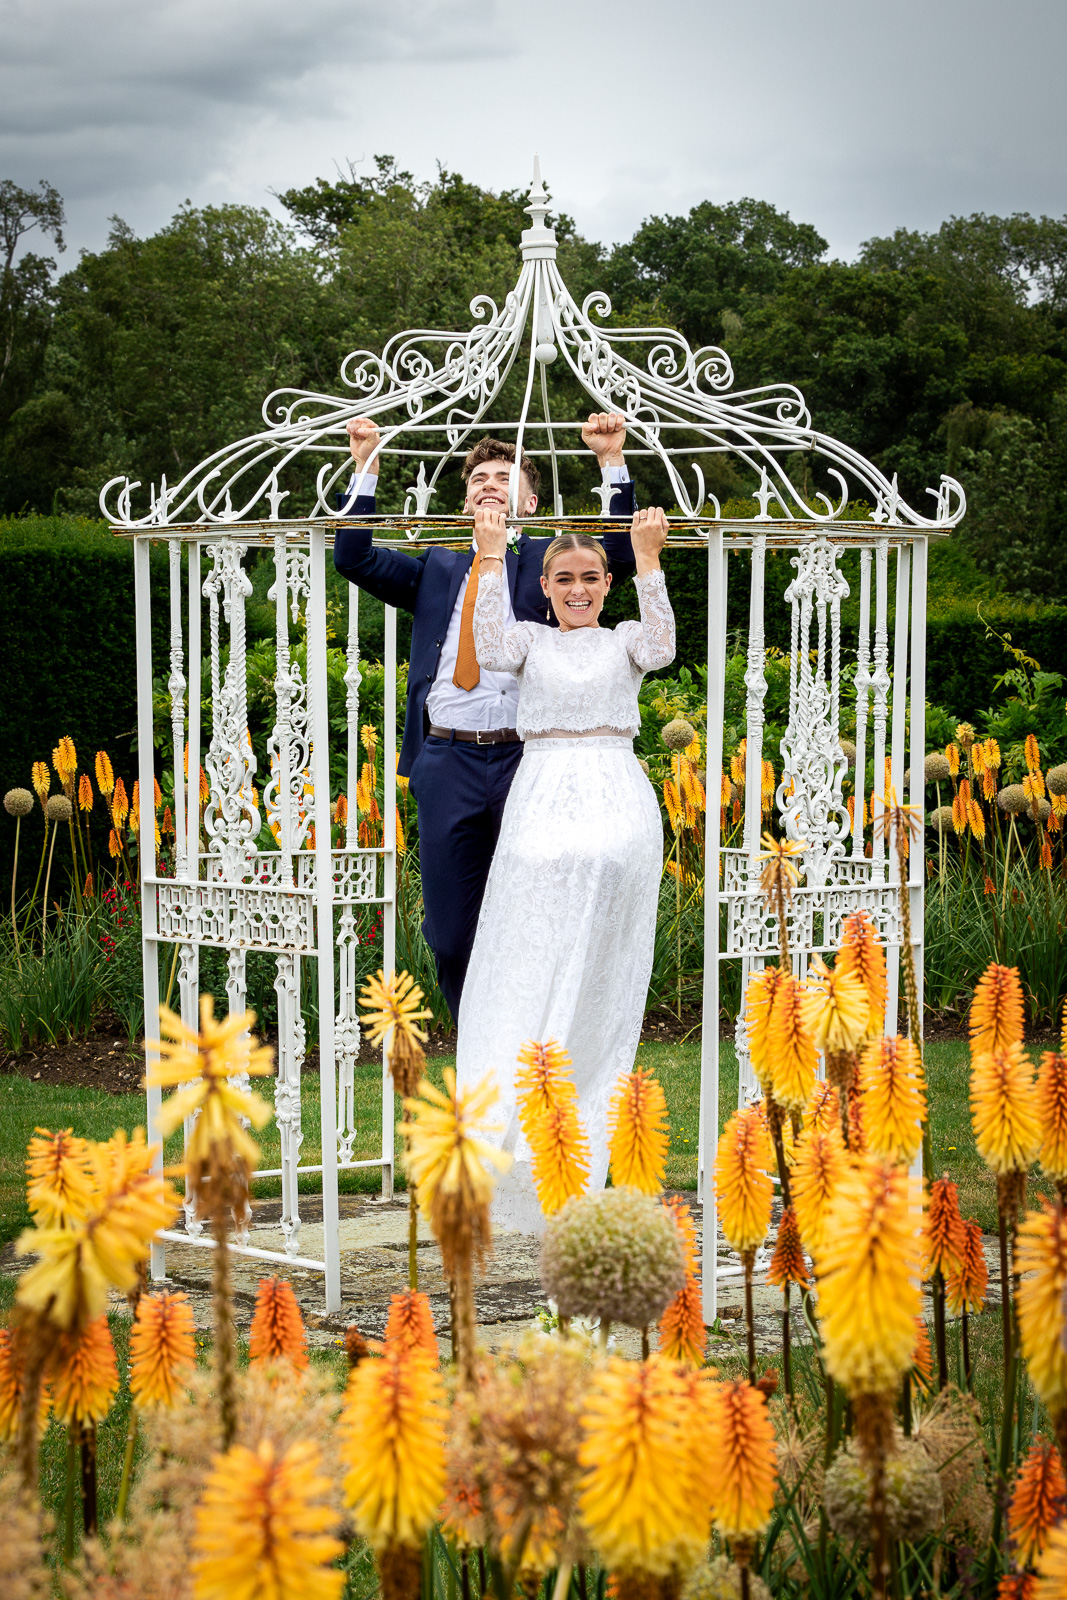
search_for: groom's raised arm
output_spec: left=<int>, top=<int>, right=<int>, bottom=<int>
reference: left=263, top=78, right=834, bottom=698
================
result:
left=333, top=417, right=425, bottom=613
left=584, top=411, right=637, bottom=578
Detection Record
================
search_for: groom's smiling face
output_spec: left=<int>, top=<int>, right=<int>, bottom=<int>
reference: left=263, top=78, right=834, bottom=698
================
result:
left=464, top=459, right=537, bottom=518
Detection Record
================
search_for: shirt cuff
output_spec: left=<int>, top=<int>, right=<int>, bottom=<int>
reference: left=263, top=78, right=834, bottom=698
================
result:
left=346, top=471, right=379, bottom=494
left=603, top=465, right=630, bottom=486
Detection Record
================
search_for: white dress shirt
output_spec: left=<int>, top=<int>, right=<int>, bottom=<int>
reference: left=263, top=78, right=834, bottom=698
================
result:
left=345, top=466, right=631, bottom=732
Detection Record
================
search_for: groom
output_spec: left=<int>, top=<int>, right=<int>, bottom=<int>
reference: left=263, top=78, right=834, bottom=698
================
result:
left=333, top=414, right=637, bottom=1019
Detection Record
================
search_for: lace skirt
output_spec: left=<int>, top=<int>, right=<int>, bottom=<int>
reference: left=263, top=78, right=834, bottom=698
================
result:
left=456, top=737, right=662, bottom=1234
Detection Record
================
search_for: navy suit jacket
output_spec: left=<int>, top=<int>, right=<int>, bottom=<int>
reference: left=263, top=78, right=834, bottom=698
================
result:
left=334, top=482, right=637, bottom=776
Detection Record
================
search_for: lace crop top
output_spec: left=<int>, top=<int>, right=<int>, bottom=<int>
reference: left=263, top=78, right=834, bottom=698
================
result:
left=472, top=568, right=676, bottom=737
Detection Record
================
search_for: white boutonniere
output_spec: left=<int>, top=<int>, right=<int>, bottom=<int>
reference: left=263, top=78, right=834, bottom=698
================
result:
left=506, top=527, right=521, bottom=553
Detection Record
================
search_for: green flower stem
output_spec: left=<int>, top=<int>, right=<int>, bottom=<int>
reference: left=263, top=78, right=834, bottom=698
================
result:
left=63, top=1423, right=77, bottom=1561
left=116, top=1405, right=139, bottom=1521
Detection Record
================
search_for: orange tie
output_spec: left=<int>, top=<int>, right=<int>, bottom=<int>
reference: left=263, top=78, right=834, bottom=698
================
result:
left=452, top=552, right=482, bottom=691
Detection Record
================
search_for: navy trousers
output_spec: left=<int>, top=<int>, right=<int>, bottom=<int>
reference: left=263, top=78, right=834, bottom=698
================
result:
left=407, top=735, right=524, bottom=1021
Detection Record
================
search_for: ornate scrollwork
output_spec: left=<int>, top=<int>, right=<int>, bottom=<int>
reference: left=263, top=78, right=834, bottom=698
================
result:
left=100, top=164, right=966, bottom=533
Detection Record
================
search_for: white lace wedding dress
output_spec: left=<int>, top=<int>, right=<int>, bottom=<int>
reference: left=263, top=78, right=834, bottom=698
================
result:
left=455, top=567, right=676, bottom=1233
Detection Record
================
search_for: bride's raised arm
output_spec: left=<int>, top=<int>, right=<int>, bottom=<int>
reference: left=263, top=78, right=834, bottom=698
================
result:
left=471, top=510, right=536, bottom=673
left=618, top=507, right=676, bottom=672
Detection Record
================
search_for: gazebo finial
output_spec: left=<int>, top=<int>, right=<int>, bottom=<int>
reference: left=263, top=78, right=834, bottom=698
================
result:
left=521, top=154, right=556, bottom=260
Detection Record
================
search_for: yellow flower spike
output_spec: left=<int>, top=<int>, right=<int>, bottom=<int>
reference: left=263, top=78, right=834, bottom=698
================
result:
left=817, top=1158, right=920, bottom=1396
left=49, top=1315, right=119, bottom=1428
left=146, top=998, right=274, bottom=1185
left=946, top=743, right=960, bottom=777
left=967, top=798, right=986, bottom=839
left=857, top=1036, right=927, bottom=1165
left=608, top=1067, right=669, bottom=1194
left=340, top=1345, right=447, bottom=1551
left=129, top=1289, right=196, bottom=1409
left=766, top=972, right=818, bottom=1113
left=715, top=1106, right=773, bottom=1259
left=359, top=969, right=431, bottom=1097
left=16, top=1129, right=180, bottom=1332
left=25, top=1127, right=94, bottom=1228
left=970, top=1042, right=1040, bottom=1176
left=744, top=965, right=784, bottom=1091
left=578, top=1356, right=713, bottom=1577
left=1017, top=1203, right=1067, bottom=1421
left=969, top=962, right=1025, bottom=1058
left=707, top=1380, right=779, bottom=1543
left=804, top=954, right=870, bottom=1058
left=1037, top=1052, right=1067, bottom=1182
left=193, top=1438, right=344, bottom=1600
left=1025, top=733, right=1041, bottom=773
left=401, top=1069, right=509, bottom=1274
left=756, top=831, right=806, bottom=906
left=31, top=760, right=50, bottom=805
left=792, top=1125, right=847, bottom=1261
left=517, top=1045, right=591, bottom=1217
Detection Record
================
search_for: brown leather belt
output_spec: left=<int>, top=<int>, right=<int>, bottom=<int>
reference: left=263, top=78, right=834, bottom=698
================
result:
left=427, top=725, right=522, bottom=746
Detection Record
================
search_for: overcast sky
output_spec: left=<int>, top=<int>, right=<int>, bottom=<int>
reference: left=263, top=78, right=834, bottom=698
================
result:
left=3, top=0, right=1066, bottom=269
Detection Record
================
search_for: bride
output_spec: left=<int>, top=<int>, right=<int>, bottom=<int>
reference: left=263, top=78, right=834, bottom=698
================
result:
left=455, top=506, right=675, bottom=1231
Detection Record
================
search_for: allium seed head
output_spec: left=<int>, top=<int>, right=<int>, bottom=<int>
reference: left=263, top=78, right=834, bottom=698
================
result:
left=46, top=794, right=72, bottom=822
left=4, top=787, right=33, bottom=817
left=824, top=1438, right=943, bottom=1544
left=663, top=718, right=697, bottom=752
left=540, top=1187, right=685, bottom=1327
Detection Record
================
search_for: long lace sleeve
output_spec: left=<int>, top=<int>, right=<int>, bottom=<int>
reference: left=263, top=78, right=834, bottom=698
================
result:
left=617, top=569, right=676, bottom=671
left=473, top=566, right=536, bottom=673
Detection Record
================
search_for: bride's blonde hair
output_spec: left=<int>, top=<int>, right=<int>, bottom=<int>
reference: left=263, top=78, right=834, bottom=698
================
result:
left=541, top=532, right=608, bottom=577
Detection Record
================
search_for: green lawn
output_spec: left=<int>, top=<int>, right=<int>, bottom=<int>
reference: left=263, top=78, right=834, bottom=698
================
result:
left=0, top=1037, right=1030, bottom=1247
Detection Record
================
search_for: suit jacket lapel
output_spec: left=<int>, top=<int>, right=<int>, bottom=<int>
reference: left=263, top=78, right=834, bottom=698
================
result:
left=505, top=541, right=521, bottom=610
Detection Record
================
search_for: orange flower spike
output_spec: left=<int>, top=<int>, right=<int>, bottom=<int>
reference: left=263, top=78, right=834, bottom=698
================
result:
left=744, top=964, right=784, bottom=1090
left=112, top=776, right=129, bottom=828
left=767, top=972, right=819, bottom=1114
left=94, top=750, right=114, bottom=796
left=1009, top=1440, right=1066, bottom=1567
left=922, top=1176, right=967, bottom=1281
left=946, top=1218, right=988, bottom=1315
left=1016, top=1203, right=1067, bottom=1418
left=77, top=773, right=93, bottom=812
left=837, top=910, right=888, bottom=1036
left=803, top=1081, right=841, bottom=1137
left=946, top=743, right=960, bottom=777
left=707, top=1380, right=779, bottom=1542
left=249, top=1276, right=309, bottom=1371
left=767, top=1206, right=808, bottom=1289
left=607, top=1067, right=669, bottom=1194
left=792, top=1126, right=847, bottom=1260
left=1025, top=733, right=1041, bottom=773
left=970, top=963, right=1026, bottom=1058
left=384, top=1289, right=438, bottom=1360
left=715, top=1106, right=773, bottom=1258
left=657, top=1276, right=706, bottom=1366
left=50, top=1315, right=120, bottom=1428
left=911, top=1318, right=934, bottom=1393
left=129, top=1290, right=196, bottom=1409
left=0, top=1326, right=49, bottom=1442
left=970, top=1043, right=1040, bottom=1176
left=1037, top=1052, right=1067, bottom=1182
left=663, top=1194, right=698, bottom=1274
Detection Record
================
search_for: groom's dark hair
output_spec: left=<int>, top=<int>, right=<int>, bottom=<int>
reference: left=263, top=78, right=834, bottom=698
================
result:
left=462, top=437, right=541, bottom=497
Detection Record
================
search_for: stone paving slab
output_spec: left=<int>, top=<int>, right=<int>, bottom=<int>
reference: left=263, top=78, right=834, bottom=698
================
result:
left=1, top=1193, right=1007, bottom=1361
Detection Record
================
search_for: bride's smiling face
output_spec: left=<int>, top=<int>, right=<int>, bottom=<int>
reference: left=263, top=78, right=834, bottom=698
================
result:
left=541, top=551, right=612, bottom=631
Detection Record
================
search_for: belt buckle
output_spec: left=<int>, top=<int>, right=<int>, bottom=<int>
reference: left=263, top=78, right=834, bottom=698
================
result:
left=475, top=729, right=492, bottom=746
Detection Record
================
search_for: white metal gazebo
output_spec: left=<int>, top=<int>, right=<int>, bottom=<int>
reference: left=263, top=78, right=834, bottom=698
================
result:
left=105, top=161, right=963, bottom=1318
